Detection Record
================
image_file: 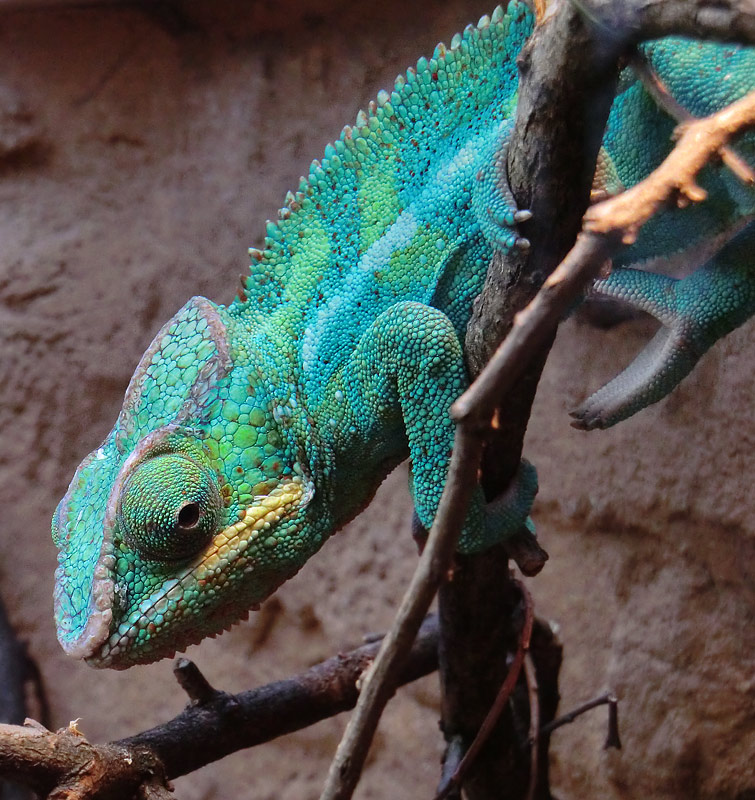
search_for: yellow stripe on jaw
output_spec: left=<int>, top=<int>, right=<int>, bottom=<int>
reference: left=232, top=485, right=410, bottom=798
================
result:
left=97, top=479, right=308, bottom=664
left=201, top=480, right=304, bottom=567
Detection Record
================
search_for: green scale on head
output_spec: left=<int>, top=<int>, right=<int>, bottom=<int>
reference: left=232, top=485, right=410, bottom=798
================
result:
left=53, top=298, right=318, bottom=666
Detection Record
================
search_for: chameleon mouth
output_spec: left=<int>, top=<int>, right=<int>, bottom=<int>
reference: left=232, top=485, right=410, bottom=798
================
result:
left=85, top=479, right=306, bottom=669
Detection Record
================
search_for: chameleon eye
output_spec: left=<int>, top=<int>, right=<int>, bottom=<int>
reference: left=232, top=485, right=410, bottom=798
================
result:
left=118, top=454, right=222, bottom=562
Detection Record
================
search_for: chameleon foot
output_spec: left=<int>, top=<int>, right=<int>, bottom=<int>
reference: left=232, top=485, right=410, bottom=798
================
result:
left=571, top=322, right=701, bottom=430
left=471, top=458, right=538, bottom=550
left=572, top=227, right=755, bottom=430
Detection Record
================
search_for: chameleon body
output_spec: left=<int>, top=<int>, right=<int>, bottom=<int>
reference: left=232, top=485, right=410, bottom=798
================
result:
left=52, top=3, right=754, bottom=668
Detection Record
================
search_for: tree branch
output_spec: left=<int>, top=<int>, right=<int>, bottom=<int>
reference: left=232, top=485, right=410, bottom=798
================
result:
left=599, top=0, right=755, bottom=45
left=0, top=617, right=440, bottom=796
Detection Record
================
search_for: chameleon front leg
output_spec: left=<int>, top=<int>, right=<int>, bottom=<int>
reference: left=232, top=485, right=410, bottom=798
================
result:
left=343, top=301, right=535, bottom=553
left=572, top=224, right=755, bottom=430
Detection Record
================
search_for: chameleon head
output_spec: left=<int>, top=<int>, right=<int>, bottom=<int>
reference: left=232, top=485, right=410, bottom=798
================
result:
left=52, top=297, right=313, bottom=668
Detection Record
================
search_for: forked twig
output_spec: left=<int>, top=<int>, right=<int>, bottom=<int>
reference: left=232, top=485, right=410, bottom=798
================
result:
left=538, top=691, right=622, bottom=750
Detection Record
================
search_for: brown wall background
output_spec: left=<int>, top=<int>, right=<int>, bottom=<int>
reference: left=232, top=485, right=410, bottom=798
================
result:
left=0, top=2, right=753, bottom=798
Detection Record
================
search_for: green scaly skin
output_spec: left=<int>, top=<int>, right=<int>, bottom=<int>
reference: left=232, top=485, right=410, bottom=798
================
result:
left=52, top=4, right=754, bottom=667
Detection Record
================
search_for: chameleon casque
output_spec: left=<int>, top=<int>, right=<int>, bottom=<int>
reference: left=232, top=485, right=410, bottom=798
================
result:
left=52, top=2, right=755, bottom=668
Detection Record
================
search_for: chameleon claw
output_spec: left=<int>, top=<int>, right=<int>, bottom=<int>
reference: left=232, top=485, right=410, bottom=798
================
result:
left=488, top=207, right=520, bottom=228
left=515, top=236, right=531, bottom=250
left=514, top=209, right=533, bottom=223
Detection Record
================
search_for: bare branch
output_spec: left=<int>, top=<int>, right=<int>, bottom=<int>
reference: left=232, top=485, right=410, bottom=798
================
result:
left=435, top=581, right=534, bottom=800
left=122, top=614, right=439, bottom=779
left=0, top=721, right=170, bottom=800
left=0, top=618, right=440, bottom=795
left=586, top=89, right=755, bottom=239
left=538, top=691, right=616, bottom=738
left=610, top=0, right=755, bottom=44
left=629, top=53, right=755, bottom=185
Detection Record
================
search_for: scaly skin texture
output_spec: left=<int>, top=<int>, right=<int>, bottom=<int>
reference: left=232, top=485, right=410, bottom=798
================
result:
left=52, top=4, right=754, bottom=668
left=572, top=37, right=755, bottom=428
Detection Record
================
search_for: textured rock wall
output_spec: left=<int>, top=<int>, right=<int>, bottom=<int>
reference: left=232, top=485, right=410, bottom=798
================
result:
left=0, top=2, right=752, bottom=799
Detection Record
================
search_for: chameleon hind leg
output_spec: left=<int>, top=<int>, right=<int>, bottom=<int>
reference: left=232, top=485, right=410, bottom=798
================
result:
left=344, top=301, right=535, bottom=553
left=572, top=224, right=755, bottom=430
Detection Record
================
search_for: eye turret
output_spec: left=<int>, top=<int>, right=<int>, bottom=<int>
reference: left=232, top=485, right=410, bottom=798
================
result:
left=118, top=454, right=222, bottom=561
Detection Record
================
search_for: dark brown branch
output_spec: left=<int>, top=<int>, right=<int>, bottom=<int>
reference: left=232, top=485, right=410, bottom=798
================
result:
left=121, top=614, right=438, bottom=779
left=438, top=1, right=624, bottom=794
left=603, top=0, right=755, bottom=45
left=172, top=659, right=221, bottom=707
left=441, top=4, right=755, bottom=796
left=0, top=617, right=439, bottom=796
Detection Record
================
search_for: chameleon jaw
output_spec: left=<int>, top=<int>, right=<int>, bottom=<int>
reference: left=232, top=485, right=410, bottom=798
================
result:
left=85, top=479, right=307, bottom=669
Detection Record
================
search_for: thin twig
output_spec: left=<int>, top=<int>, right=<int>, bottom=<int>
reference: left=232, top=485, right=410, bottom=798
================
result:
left=523, top=653, right=540, bottom=800
left=586, top=89, right=755, bottom=240
left=538, top=691, right=616, bottom=738
left=435, top=581, right=534, bottom=800
left=318, top=431, right=485, bottom=800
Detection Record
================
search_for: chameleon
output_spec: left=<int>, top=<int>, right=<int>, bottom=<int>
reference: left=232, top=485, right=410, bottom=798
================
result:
left=51, top=2, right=754, bottom=668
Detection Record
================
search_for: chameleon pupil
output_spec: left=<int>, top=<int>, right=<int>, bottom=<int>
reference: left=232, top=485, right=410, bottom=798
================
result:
left=178, top=502, right=200, bottom=529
